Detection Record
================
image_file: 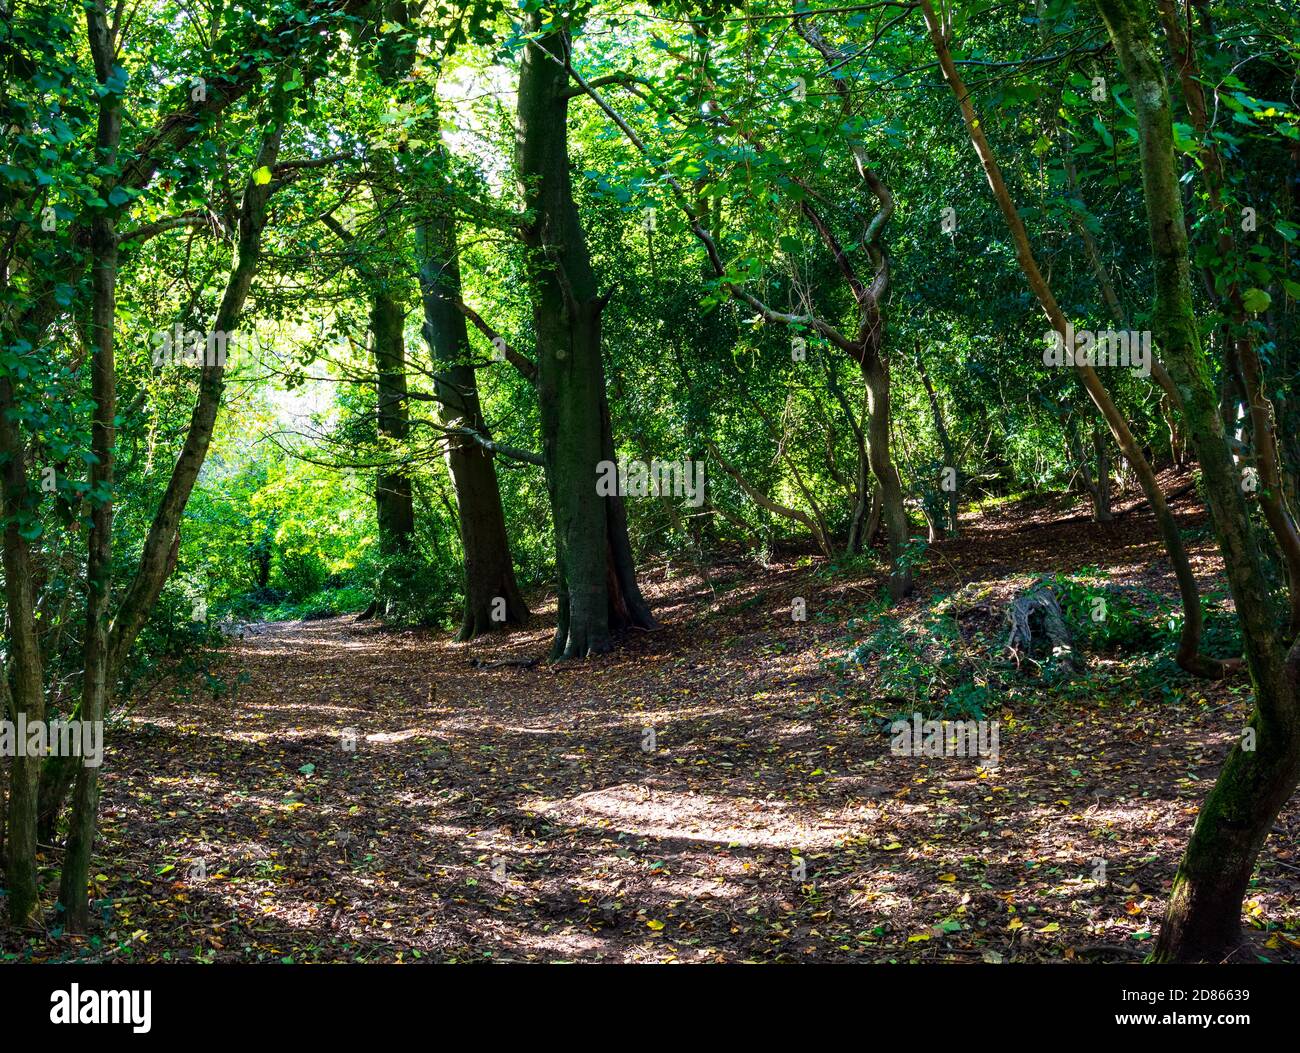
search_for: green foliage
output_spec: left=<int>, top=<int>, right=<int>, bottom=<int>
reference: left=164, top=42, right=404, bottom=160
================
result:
left=1049, top=568, right=1155, bottom=653
left=0, top=0, right=1284, bottom=710
left=1049, top=568, right=1243, bottom=661
left=840, top=605, right=991, bottom=722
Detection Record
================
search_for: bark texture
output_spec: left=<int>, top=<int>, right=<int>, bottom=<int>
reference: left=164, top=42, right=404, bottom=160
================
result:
left=516, top=16, right=652, bottom=658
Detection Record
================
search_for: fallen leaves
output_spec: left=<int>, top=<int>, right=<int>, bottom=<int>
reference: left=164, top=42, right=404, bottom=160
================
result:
left=7, top=518, right=1300, bottom=965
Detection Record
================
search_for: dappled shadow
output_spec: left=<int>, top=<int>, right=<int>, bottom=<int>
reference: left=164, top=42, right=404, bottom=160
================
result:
left=6, top=479, right=1298, bottom=963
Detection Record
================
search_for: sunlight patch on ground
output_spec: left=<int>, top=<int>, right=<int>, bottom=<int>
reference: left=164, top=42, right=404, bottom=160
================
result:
left=522, top=783, right=878, bottom=850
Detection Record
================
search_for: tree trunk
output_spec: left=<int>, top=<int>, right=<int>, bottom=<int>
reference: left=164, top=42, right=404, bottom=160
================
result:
left=61, top=80, right=289, bottom=930
left=1093, top=423, right=1112, bottom=521
left=416, top=201, right=528, bottom=639
left=846, top=463, right=875, bottom=555
left=37, top=753, right=77, bottom=845
left=0, top=511, right=43, bottom=923
left=58, top=0, right=120, bottom=931
left=861, top=344, right=913, bottom=596
left=1155, top=690, right=1300, bottom=961
left=0, top=674, right=8, bottom=863
left=825, top=366, right=874, bottom=555
left=371, top=290, right=415, bottom=563
left=793, top=14, right=913, bottom=592
left=1161, top=390, right=1188, bottom=467
left=0, top=317, right=45, bottom=924
left=363, top=1, right=416, bottom=618
left=516, top=15, right=652, bottom=658
left=1067, top=414, right=1113, bottom=522
left=916, top=344, right=959, bottom=536
left=1154, top=0, right=1300, bottom=633
left=106, top=111, right=287, bottom=674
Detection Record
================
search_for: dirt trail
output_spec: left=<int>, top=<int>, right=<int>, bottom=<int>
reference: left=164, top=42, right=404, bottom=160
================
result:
left=8, top=485, right=1299, bottom=962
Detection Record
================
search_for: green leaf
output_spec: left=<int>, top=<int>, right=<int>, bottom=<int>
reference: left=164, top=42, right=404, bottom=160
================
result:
left=1242, top=288, right=1271, bottom=313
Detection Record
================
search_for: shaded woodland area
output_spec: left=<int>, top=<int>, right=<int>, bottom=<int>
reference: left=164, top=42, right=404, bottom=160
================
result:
left=1, top=0, right=1300, bottom=970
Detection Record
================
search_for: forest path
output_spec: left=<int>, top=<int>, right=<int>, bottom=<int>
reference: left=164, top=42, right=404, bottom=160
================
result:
left=16, top=477, right=1300, bottom=962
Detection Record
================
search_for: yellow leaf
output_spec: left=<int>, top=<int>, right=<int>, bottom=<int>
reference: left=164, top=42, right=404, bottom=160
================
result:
left=646, top=919, right=664, bottom=931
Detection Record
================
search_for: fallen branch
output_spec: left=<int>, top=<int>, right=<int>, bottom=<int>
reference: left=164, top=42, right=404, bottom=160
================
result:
left=468, top=657, right=540, bottom=670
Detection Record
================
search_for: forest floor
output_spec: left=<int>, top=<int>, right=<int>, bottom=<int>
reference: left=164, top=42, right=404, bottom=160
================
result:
left=6, top=471, right=1300, bottom=963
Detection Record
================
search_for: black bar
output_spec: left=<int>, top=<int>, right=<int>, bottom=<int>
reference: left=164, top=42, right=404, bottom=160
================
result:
left=0, top=962, right=1286, bottom=1040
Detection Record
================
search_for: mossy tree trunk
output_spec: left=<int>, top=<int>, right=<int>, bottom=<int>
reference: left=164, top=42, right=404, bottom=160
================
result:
left=516, top=15, right=652, bottom=658
left=56, top=0, right=120, bottom=932
left=371, top=290, right=415, bottom=565
left=0, top=409, right=45, bottom=923
left=861, top=336, right=912, bottom=595
left=365, top=2, right=415, bottom=616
